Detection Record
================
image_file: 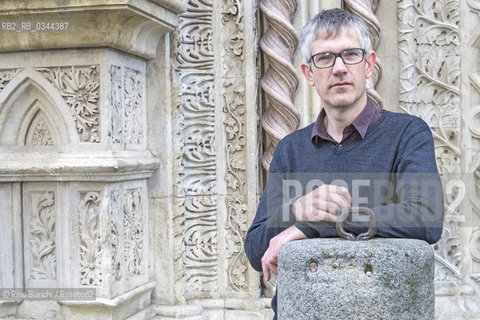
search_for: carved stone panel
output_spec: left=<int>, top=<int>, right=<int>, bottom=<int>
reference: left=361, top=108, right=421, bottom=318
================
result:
left=183, top=195, right=218, bottom=295
left=109, top=65, right=146, bottom=147
left=37, top=66, right=101, bottom=143
left=108, top=181, right=149, bottom=294
left=77, top=191, right=102, bottom=287
left=222, top=0, right=250, bottom=293
left=173, top=0, right=219, bottom=298
left=397, top=0, right=461, bottom=281
left=23, top=183, right=59, bottom=288
left=123, top=187, right=145, bottom=277
left=109, top=189, right=124, bottom=282
left=465, top=0, right=480, bottom=314
left=110, top=66, right=124, bottom=145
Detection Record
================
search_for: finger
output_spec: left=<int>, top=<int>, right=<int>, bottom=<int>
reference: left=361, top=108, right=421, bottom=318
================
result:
left=262, top=257, right=270, bottom=282
left=322, top=184, right=351, bottom=200
left=317, top=210, right=338, bottom=222
left=328, top=192, right=351, bottom=210
left=311, top=197, right=341, bottom=213
left=307, top=207, right=339, bottom=222
left=317, top=186, right=351, bottom=209
left=271, top=262, right=278, bottom=275
left=332, top=185, right=352, bottom=205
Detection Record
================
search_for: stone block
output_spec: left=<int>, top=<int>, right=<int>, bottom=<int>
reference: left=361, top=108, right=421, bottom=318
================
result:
left=278, top=238, right=434, bottom=320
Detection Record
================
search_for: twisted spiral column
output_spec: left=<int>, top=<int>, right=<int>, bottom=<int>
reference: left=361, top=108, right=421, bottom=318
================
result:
left=260, top=0, right=300, bottom=171
left=344, top=0, right=384, bottom=109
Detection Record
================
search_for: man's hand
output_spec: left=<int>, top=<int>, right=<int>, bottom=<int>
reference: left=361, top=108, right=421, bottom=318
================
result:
left=261, top=225, right=307, bottom=281
left=292, top=184, right=352, bottom=222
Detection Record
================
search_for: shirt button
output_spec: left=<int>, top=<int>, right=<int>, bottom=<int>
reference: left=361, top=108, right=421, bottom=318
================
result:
left=338, top=144, right=342, bottom=147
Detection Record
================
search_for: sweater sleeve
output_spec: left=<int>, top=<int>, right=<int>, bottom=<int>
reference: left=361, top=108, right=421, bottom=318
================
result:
left=244, top=143, right=298, bottom=272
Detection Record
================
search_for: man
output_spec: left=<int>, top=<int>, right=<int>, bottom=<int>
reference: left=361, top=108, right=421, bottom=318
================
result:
left=244, top=8, right=444, bottom=319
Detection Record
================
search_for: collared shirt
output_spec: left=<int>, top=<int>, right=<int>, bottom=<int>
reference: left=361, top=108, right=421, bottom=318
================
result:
left=311, top=97, right=384, bottom=146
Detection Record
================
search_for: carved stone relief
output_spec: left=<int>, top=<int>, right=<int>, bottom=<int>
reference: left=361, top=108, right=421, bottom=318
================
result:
left=109, top=65, right=145, bottom=146
left=173, top=0, right=219, bottom=298
left=109, top=190, right=123, bottom=281
left=0, top=2, right=173, bottom=318
left=38, top=66, right=100, bottom=143
left=123, top=187, right=144, bottom=276
left=25, top=111, right=55, bottom=146
left=108, top=184, right=147, bottom=284
left=29, top=191, right=57, bottom=281
left=0, top=69, right=20, bottom=93
left=78, top=192, right=102, bottom=286
left=171, top=84, right=187, bottom=303
left=468, top=0, right=480, bottom=305
left=124, top=68, right=144, bottom=145
left=222, top=0, right=249, bottom=292
left=397, top=0, right=462, bottom=284
left=110, top=66, right=124, bottom=145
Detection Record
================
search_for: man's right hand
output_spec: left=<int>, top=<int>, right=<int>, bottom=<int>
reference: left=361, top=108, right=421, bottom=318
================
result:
left=261, top=225, right=307, bottom=282
left=291, top=184, right=352, bottom=222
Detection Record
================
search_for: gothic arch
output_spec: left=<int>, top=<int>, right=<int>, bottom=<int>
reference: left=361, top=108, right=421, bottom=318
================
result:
left=0, top=68, right=79, bottom=147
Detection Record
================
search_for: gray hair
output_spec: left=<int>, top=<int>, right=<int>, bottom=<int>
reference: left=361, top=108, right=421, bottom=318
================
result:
left=299, top=8, right=372, bottom=62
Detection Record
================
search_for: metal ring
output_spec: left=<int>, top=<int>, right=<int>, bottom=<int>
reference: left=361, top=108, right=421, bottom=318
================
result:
left=336, top=207, right=377, bottom=241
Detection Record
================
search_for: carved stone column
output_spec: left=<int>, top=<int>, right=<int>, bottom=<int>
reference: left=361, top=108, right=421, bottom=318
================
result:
left=259, top=0, right=300, bottom=171
left=344, top=0, right=383, bottom=109
left=0, top=1, right=185, bottom=319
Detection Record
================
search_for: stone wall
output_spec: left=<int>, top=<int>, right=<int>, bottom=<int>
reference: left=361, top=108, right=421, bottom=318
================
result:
left=0, top=0, right=479, bottom=319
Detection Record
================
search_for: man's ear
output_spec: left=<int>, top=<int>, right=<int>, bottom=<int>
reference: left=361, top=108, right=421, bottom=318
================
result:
left=365, top=51, right=376, bottom=79
left=301, top=62, right=315, bottom=87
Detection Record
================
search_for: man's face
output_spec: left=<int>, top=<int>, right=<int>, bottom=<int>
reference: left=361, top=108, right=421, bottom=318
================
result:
left=301, top=29, right=376, bottom=111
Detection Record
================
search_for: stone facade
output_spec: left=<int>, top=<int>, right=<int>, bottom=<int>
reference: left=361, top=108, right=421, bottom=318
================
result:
left=0, top=0, right=479, bottom=319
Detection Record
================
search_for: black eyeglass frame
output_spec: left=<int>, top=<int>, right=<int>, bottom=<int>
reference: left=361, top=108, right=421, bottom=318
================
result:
left=309, top=48, right=367, bottom=69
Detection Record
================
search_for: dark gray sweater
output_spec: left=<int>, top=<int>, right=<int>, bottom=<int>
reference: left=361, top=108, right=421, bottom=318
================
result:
left=245, top=110, right=444, bottom=273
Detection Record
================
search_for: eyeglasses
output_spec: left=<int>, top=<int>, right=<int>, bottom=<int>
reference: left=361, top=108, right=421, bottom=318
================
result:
left=309, top=48, right=366, bottom=69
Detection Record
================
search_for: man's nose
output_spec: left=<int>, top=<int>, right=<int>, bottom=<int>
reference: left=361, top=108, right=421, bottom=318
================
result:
left=332, top=56, right=348, bottom=73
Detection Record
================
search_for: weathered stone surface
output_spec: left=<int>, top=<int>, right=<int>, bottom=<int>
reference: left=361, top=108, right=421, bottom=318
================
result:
left=0, top=0, right=185, bottom=59
left=278, top=238, right=435, bottom=320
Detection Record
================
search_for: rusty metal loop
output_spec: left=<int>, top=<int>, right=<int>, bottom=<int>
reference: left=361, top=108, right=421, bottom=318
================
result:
left=336, top=207, right=377, bottom=241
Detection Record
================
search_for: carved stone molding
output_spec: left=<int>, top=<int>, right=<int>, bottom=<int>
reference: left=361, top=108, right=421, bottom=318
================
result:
left=259, top=0, right=300, bottom=171
left=222, top=0, right=250, bottom=292
left=172, top=0, right=218, bottom=298
left=344, top=0, right=384, bottom=109
left=0, top=1, right=186, bottom=59
left=184, top=195, right=218, bottom=295
left=171, top=83, right=187, bottom=303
